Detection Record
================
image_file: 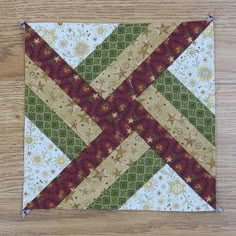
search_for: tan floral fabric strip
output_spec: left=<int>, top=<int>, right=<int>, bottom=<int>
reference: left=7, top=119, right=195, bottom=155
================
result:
left=90, top=23, right=178, bottom=98
left=25, top=55, right=102, bottom=145
left=58, top=132, right=150, bottom=209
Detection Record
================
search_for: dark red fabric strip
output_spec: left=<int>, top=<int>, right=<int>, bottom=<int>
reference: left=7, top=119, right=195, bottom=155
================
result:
left=130, top=100, right=216, bottom=208
left=25, top=23, right=112, bottom=129
left=25, top=122, right=129, bottom=209
left=105, top=21, right=210, bottom=121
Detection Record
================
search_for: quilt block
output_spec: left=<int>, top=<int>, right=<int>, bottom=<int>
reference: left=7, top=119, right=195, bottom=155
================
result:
left=22, top=19, right=216, bottom=216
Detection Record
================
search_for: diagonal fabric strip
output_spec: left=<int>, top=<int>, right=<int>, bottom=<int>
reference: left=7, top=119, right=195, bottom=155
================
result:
left=153, top=70, right=215, bottom=145
left=88, top=149, right=165, bottom=210
left=129, top=99, right=216, bottom=208
left=89, top=23, right=178, bottom=98
left=25, top=86, right=87, bottom=160
left=137, top=85, right=216, bottom=176
left=104, top=21, right=211, bottom=124
left=24, top=122, right=129, bottom=210
left=23, top=20, right=214, bottom=212
left=25, top=55, right=102, bottom=145
left=25, top=23, right=110, bottom=129
left=58, top=132, right=150, bottom=209
left=75, top=23, right=149, bottom=83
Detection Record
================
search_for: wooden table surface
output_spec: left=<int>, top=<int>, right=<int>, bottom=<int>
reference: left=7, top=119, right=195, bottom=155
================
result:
left=0, top=0, right=236, bottom=235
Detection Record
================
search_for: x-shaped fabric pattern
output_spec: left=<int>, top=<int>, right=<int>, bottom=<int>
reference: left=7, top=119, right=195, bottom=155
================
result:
left=23, top=20, right=215, bottom=213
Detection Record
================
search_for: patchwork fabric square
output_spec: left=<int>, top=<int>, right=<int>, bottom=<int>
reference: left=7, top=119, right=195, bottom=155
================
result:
left=23, top=19, right=216, bottom=216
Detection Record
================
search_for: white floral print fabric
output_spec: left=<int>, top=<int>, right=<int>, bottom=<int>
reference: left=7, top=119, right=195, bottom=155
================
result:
left=29, top=23, right=118, bottom=68
left=120, top=164, right=214, bottom=211
left=23, top=117, right=71, bottom=207
left=168, top=22, right=215, bottom=113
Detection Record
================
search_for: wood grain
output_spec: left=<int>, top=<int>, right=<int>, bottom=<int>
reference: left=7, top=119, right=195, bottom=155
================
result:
left=0, top=0, right=235, bottom=235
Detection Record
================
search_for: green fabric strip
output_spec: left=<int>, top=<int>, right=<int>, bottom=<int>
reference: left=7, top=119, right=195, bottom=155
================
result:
left=25, top=86, right=86, bottom=160
left=153, top=70, right=215, bottom=145
left=75, top=23, right=149, bottom=84
left=88, top=149, right=165, bottom=210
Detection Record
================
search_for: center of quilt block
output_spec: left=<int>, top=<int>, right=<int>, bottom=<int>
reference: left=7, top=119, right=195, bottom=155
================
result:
left=23, top=20, right=216, bottom=216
